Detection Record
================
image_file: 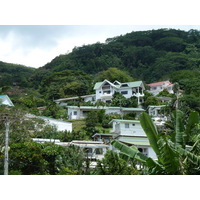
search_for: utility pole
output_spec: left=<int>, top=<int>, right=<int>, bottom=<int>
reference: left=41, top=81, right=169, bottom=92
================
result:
left=4, top=116, right=9, bottom=175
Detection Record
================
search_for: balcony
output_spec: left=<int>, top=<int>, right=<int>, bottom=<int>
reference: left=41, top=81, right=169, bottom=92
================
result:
left=132, top=92, right=144, bottom=97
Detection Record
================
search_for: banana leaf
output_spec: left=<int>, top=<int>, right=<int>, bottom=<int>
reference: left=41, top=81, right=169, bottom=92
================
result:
left=111, top=140, right=147, bottom=163
left=139, top=112, right=160, bottom=156
left=185, top=111, right=199, bottom=143
left=175, top=110, right=185, bottom=148
left=146, top=157, right=165, bottom=175
left=157, top=135, right=180, bottom=174
left=176, top=145, right=200, bottom=166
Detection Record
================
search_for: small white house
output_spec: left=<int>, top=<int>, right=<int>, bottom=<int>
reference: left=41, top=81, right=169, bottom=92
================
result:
left=147, top=80, right=174, bottom=96
left=148, top=105, right=166, bottom=117
left=109, top=119, right=157, bottom=160
left=67, top=106, right=145, bottom=120
left=148, top=105, right=168, bottom=126
left=94, top=79, right=145, bottom=104
left=69, top=140, right=109, bottom=160
left=0, top=95, right=14, bottom=106
left=39, top=116, right=72, bottom=132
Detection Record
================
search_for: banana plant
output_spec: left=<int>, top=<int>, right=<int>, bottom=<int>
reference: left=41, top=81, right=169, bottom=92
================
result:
left=111, top=111, right=200, bottom=175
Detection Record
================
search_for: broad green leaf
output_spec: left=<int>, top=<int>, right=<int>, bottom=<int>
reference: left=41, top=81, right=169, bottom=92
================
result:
left=146, top=157, right=165, bottom=175
left=175, top=110, right=185, bottom=147
left=111, top=140, right=147, bottom=163
left=139, top=112, right=160, bottom=156
left=185, top=111, right=199, bottom=143
left=158, top=135, right=180, bottom=174
left=177, top=146, right=200, bottom=166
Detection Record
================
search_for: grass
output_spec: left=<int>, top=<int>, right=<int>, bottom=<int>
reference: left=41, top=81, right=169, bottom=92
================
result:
left=67, top=119, right=86, bottom=132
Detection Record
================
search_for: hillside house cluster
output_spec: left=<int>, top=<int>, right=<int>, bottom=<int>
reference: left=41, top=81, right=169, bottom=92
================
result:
left=52, top=79, right=173, bottom=162
left=1, top=79, right=174, bottom=166
left=67, top=106, right=145, bottom=120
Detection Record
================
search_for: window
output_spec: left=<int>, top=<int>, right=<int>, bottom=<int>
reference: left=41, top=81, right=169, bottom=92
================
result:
left=121, top=84, right=128, bottom=87
left=95, top=148, right=103, bottom=155
left=138, top=148, right=148, bottom=156
left=106, top=100, right=111, bottom=104
left=132, top=124, right=135, bottom=126
left=121, top=91, right=128, bottom=95
left=74, top=111, right=77, bottom=115
left=125, top=123, right=129, bottom=128
left=103, top=90, right=111, bottom=94
left=99, top=91, right=101, bottom=93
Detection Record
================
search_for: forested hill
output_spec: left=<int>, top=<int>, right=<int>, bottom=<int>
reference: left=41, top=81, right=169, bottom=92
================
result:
left=39, top=28, right=200, bottom=83
left=0, top=61, right=35, bottom=87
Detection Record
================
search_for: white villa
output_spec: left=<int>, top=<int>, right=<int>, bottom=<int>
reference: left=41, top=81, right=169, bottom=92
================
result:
left=147, top=80, right=174, bottom=96
left=94, top=79, right=145, bottom=104
left=0, top=95, right=14, bottom=106
left=109, top=119, right=157, bottom=159
left=67, top=106, right=145, bottom=120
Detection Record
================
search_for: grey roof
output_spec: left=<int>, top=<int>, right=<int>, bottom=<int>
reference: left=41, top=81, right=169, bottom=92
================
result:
left=0, top=95, right=14, bottom=106
left=109, top=119, right=141, bottom=124
left=54, top=94, right=95, bottom=102
left=67, top=106, right=145, bottom=112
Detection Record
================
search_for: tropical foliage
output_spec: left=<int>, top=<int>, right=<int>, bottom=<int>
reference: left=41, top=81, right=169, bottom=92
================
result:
left=111, top=111, right=200, bottom=175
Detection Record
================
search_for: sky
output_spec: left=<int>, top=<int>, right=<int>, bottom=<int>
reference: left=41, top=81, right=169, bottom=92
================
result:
left=1, top=25, right=200, bottom=68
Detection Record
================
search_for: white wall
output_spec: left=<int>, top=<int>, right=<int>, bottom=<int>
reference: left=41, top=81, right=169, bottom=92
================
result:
left=43, top=118, right=72, bottom=132
left=118, top=88, right=132, bottom=98
left=116, top=122, right=146, bottom=137
left=148, top=146, right=157, bottom=159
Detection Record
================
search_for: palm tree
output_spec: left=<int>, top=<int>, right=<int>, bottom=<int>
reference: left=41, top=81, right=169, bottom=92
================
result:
left=111, top=111, right=200, bottom=175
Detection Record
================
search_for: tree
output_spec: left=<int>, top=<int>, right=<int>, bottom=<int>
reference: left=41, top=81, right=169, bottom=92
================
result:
left=143, top=96, right=160, bottom=108
left=94, top=150, right=139, bottom=175
left=111, top=92, right=138, bottom=108
left=95, top=67, right=135, bottom=83
left=0, top=141, right=86, bottom=175
left=0, top=105, right=45, bottom=144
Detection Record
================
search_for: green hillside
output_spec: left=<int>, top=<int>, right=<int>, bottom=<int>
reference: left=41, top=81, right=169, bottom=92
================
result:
left=38, top=28, right=200, bottom=83
left=0, top=61, right=35, bottom=87
left=1, top=28, right=200, bottom=113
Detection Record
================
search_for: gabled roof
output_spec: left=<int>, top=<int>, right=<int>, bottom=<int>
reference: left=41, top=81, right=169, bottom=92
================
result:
left=93, top=79, right=144, bottom=90
left=120, top=81, right=144, bottom=89
left=147, top=80, right=171, bottom=87
left=93, top=79, right=118, bottom=90
left=0, top=95, right=14, bottom=106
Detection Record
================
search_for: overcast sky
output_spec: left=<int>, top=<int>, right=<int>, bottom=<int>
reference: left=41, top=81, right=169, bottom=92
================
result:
left=1, top=25, right=200, bottom=68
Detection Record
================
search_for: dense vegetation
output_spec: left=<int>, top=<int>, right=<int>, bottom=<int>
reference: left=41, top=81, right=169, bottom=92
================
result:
left=38, top=28, right=200, bottom=83
left=0, top=61, right=35, bottom=87
left=1, top=28, right=200, bottom=105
